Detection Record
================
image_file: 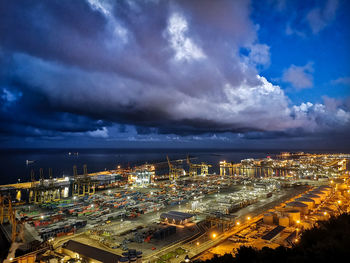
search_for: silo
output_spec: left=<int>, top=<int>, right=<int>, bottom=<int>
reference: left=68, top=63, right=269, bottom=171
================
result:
left=279, top=216, right=289, bottom=227
left=263, top=213, right=274, bottom=225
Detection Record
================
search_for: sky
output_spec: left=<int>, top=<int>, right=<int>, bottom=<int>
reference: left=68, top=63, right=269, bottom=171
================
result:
left=0, top=0, right=349, bottom=150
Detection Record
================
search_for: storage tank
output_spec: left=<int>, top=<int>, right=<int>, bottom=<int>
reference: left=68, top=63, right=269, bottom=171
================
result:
left=136, top=251, right=143, bottom=263
left=318, top=186, right=331, bottom=193
left=279, top=216, right=289, bottom=227
left=130, top=256, right=137, bottom=263
left=295, top=197, right=315, bottom=209
left=285, top=210, right=301, bottom=224
left=303, top=194, right=321, bottom=205
left=310, top=190, right=326, bottom=199
left=119, top=257, right=130, bottom=263
left=285, top=201, right=308, bottom=214
left=263, top=213, right=274, bottom=225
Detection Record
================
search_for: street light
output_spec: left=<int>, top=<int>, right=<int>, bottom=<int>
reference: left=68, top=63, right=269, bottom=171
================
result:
left=212, top=233, right=217, bottom=239
left=236, top=221, right=240, bottom=226
left=247, top=216, right=251, bottom=221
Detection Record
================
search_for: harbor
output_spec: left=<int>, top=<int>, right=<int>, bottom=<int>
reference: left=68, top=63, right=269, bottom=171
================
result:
left=0, top=152, right=349, bottom=262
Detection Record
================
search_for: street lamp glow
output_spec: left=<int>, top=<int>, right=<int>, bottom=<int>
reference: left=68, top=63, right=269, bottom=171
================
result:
left=296, top=220, right=300, bottom=224
left=212, top=233, right=217, bottom=238
left=337, top=200, right=342, bottom=204
left=196, top=242, right=200, bottom=246
left=247, top=216, right=251, bottom=220
left=236, top=221, right=240, bottom=226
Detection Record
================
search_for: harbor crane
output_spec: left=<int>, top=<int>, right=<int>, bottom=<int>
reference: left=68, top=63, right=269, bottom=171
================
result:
left=167, top=156, right=183, bottom=181
left=73, top=165, right=96, bottom=196
left=0, top=195, right=25, bottom=242
left=187, top=155, right=212, bottom=176
left=187, top=155, right=201, bottom=177
left=29, top=168, right=62, bottom=204
left=200, top=162, right=212, bottom=176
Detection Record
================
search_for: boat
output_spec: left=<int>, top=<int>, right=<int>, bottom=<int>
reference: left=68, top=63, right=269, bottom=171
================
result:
left=26, top=160, right=35, bottom=165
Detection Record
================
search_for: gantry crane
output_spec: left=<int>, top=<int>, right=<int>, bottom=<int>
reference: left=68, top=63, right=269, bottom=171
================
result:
left=200, top=163, right=211, bottom=176
left=73, top=165, right=96, bottom=196
left=187, top=155, right=201, bottom=177
left=29, top=168, right=61, bottom=204
left=0, top=195, right=25, bottom=242
left=187, top=156, right=212, bottom=176
left=167, top=156, right=183, bottom=181
left=219, top=161, right=241, bottom=176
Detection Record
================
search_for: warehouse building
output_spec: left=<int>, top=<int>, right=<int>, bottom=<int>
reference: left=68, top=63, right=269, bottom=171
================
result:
left=160, top=211, right=195, bottom=225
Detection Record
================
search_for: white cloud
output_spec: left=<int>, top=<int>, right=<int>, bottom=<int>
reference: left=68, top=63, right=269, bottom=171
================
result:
left=246, top=43, right=271, bottom=67
left=282, top=62, right=314, bottom=89
left=87, top=0, right=128, bottom=47
left=331, top=77, right=350, bottom=85
left=285, top=24, right=306, bottom=38
left=306, top=0, right=339, bottom=34
left=166, top=12, right=205, bottom=62
left=292, top=100, right=350, bottom=132
left=87, top=127, right=109, bottom=138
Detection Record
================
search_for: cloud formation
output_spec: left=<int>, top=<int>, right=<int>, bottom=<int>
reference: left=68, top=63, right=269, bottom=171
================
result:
left=0, top=0, right=349, bottom=147
left=282, top=62, right=314, bottom=89
left=306, top=0, right=339, bottom=34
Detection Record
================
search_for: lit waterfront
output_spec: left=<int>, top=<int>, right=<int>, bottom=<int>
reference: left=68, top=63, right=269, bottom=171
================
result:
left=0, top=152, right=349, bottom=262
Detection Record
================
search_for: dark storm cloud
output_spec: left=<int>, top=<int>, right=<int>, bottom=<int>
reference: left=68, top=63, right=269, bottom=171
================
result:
left=0, top=0, right=349, bottom=145
left=0, top=79, right=109, bottom=136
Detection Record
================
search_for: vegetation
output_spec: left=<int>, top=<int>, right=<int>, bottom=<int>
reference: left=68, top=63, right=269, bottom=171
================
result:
left=158, top=247, right=186, bottom=262
left=175, top=247, right=186, bottom=255
left=200, top=213, right=350, bottom=263
left=160, top=251, right=176, bottom=261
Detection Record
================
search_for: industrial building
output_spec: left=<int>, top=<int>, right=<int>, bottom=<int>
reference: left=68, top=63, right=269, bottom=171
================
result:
left=62, top=240, right=121, bottom=263
left=160, top=211, right=195, bottom=225
left=129, top=164, right=155, bottom=186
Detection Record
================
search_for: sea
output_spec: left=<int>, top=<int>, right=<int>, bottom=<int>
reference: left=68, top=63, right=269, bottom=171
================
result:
left=0, top=148, right=281, bottom=185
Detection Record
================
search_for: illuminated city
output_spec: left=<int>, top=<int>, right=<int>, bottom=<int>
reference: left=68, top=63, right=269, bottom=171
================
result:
left=0, top=153, right=349, bottom=262
left=1, top=0, right=350, bottom=262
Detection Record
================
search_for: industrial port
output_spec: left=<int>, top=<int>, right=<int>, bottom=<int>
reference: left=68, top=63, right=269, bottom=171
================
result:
left=0, top=152, right=349, bottom=263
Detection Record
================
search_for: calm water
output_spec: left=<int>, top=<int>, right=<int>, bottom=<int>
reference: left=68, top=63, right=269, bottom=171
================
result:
left=0, top=148, right=279, bottom=185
